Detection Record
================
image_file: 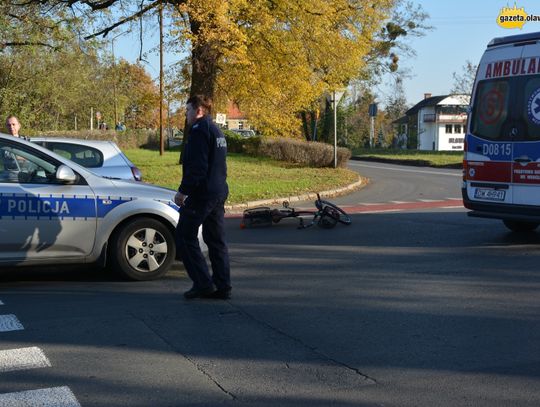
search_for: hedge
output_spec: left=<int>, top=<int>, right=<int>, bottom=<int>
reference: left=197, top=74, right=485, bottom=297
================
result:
left=37, top=129, right=351, bottom=168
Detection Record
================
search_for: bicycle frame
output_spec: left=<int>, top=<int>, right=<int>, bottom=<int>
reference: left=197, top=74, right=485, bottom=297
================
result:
left=241, top=194, right=351, bottom=229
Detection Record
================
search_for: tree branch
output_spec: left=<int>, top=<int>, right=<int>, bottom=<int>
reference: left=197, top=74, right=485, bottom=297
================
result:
left=83, top=0, right=160, bottom=39
left=1, top=41, right=60, bottom=50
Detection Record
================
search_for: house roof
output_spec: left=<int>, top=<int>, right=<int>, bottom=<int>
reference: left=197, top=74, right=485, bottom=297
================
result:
left=405, top=94, right=470, bottom=116
left=227, top=102, right=246, bottom=120
left=392, top=115, right=408, bottom=124
left=405, top=95, right=449, bottom=116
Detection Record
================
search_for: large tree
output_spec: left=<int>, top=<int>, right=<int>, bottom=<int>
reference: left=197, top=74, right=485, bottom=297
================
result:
left=4, top=1, right=422, bottom=131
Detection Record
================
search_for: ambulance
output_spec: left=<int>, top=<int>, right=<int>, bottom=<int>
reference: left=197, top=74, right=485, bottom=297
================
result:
left=463, top=31, right=540, bottom=232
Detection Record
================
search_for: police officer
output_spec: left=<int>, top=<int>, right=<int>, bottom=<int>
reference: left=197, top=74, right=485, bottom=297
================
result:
left=174, top=95, right=231, bottom=300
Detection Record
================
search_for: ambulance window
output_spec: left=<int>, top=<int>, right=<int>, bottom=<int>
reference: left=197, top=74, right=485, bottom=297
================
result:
left=471, top=80, right=509, bottom=141
left=521, top=77, right=540, bottom=141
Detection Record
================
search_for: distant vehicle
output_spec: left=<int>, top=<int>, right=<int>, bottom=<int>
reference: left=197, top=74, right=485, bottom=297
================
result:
left=166, top=131, right=183, bottom=149
left=0, top=133, right=206, bottom=280
left=31, top=137, right=142, bottom=181
left=231, top=129, right=257, bottom=138
left=463, top=31, right=540, bottom=232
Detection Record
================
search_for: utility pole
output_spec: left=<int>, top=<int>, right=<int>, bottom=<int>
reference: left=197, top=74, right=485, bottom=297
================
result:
left=159, top=0, right=165, bottom=156
left=111, top=31, right=127, bottom=128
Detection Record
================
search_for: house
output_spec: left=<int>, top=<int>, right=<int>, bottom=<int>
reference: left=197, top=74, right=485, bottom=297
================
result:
left=398, top=93, right=470, bottom=151
left=219, top=102, right=252, bottom=131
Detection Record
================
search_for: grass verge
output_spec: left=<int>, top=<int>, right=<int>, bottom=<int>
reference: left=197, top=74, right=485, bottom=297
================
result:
left=352, top=148, right=463, bottom=167
left=124, top=149, right=359, bottom=205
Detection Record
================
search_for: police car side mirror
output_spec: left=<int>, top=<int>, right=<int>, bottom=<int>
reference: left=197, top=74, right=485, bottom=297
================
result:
left=56, top=165, right=77, bottom=183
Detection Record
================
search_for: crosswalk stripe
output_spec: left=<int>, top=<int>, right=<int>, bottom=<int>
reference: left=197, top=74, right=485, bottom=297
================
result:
left=0, top=386, right=81, bottom=407
left=0, top=347, right=51, bottom=373
left=0, top=315, right=24, bottom=332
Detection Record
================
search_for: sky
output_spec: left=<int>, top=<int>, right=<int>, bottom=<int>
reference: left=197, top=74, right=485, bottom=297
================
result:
left=391, top=0, right=540, bottom=105
left=114, top=0, right=540, bottom=108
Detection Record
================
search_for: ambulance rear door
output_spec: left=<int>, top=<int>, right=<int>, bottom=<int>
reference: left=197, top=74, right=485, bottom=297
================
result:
left=466, top=45, right=523, bottom=205
left=510, top=42, right=540, bottom=206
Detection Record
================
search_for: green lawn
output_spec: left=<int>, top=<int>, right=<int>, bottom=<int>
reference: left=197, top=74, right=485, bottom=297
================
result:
left=352, top=148, right=463, bottom=167
left=124, top=149, right=359, bottom=205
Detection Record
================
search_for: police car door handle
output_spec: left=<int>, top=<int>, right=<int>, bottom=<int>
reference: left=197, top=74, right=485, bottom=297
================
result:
left=514, top=157, right=532, bottom=163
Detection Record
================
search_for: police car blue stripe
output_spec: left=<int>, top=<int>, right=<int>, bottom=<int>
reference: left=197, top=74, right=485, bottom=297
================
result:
left=0, top=193, right=135, bottom=219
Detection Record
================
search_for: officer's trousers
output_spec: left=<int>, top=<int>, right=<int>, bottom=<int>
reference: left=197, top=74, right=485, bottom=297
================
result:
left=175, top=197, right=231, bottom=291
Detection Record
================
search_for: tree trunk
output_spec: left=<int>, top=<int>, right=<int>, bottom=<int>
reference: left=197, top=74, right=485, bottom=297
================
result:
left=179, top=18, right=220, bottom=164
left=300, top=111, right=310, bottom=141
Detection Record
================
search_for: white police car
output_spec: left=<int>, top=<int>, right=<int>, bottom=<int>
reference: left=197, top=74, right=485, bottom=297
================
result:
left=0, top=133, right=192, bottom=280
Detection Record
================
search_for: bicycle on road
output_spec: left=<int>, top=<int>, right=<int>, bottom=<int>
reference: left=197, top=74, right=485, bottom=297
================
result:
left=241, top=194, right=352, bottom=229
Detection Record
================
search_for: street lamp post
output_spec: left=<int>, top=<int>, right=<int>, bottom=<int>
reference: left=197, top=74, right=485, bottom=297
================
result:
left=327, top=89, right=345, bottom=168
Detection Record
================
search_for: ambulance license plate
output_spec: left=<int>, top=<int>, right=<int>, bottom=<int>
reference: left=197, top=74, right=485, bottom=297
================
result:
left=474, top=188, right=506, bottom=201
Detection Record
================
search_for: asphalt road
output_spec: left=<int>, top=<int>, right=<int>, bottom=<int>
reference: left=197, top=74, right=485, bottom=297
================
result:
left=0, top=161, right=539, bottom=407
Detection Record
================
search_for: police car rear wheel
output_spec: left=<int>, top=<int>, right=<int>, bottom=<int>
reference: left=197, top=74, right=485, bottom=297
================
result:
left=111, top=217, right=175, bottom=280
left=502, top=220, right=539, bottom=233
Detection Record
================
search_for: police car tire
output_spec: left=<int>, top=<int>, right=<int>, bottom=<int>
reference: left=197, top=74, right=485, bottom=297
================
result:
left=502, top=220, right=539, bottom=233
left=110, top=217, right=175, bottom=281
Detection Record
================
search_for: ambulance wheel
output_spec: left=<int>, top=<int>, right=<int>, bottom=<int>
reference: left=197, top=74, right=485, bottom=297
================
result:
left=110, top=217, right=176, bottom=280
left=502, top=220, right=539, bottom=233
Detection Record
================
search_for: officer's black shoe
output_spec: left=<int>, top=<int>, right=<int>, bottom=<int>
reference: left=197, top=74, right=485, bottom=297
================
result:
left=204, top=288, right=232, bottom=300
left=183, top=287, right=215, bottom=299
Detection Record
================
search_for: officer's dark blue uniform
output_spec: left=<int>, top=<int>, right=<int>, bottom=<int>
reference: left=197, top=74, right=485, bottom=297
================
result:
left=175, top=113, right=231, bottom=298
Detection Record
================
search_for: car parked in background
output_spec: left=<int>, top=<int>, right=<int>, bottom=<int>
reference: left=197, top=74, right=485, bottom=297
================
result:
left=0, top=133, right=204, bottom=280
left=231, top=129, right=257, bottom=138
left=31, top=137, right=142, bottom=181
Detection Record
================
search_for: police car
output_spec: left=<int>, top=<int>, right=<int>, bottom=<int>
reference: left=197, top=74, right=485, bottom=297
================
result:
left=463, top=31, right=540, bottom=232
left=31, top=137, right=143, bottom=181
left=0, top=133, right=194, bottom=280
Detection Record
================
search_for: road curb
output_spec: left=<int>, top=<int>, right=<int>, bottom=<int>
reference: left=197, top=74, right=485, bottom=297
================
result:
left=225, top=176, right=366, bottom=214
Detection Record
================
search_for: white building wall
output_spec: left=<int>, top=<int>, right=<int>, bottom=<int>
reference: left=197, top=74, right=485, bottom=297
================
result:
left=437, top=122, right=465, bottom=151
left=418, top=107, right=437, bottom=150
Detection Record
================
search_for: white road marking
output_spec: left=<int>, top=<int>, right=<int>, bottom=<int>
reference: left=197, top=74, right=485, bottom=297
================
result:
left=0, top=347, right=51, bottom=373
left=0, top=314, right=24, bottom=332
left=390, top=201, right=409, bottom=204
left=418, top=199, right=439, bottom=202
left=0, top=300, right=4, bottom=305
left=350, top=161, right=462, bottom=177
left=0, top=386, right=81, bottom=407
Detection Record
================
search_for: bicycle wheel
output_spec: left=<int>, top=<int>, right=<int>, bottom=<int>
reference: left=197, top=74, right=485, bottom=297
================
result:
left=242, top=207, right=273, bottom=228
left=317, top=208, right=339, bottom=229
left=318, top=200, right=352, bottom=225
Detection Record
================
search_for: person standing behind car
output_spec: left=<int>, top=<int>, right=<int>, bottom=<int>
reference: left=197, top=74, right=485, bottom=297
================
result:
left=2, top=115, right=31, bottom=179
left=5, top=115, right=28, bottom=140
left=174, top=95, right=231, bottom=300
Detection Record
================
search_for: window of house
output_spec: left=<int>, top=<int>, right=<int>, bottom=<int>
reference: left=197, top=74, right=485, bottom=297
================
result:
left=454, top=124, right=461, bottom=134
left=238, top=121, right=244, bottom=130
left=445, top=124, right=453, bottom=133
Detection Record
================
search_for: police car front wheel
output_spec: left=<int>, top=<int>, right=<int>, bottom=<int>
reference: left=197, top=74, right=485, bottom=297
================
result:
left=110, top=217, right=175, bottom=280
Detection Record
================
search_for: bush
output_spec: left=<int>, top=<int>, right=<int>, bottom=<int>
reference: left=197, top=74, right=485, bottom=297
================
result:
left=223, top=131, right=351, bottom=168
left=258, top=138, right=350, bottom=168
left=33, top=129, right=159, bottom=150
left=36, top=129, right=351, bottom=168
